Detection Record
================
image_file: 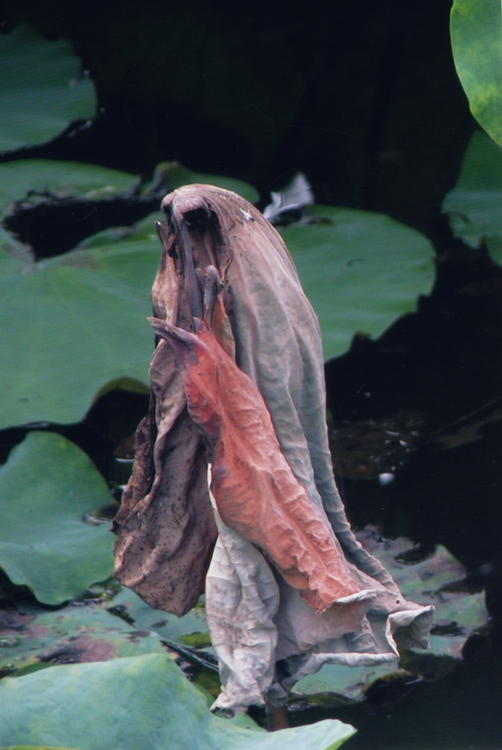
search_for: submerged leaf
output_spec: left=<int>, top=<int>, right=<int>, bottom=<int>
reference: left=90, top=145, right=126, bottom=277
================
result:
left=292, top=529, right=489, bottom=704
left=0, top=599, right=167, bottom=676
left=0, top=579, right=215, bottom=681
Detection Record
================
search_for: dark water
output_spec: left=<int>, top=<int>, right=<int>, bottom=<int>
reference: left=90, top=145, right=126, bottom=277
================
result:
left=320, top=241, right=502, bottom=748
left=291, top=639, right=502, bottom=750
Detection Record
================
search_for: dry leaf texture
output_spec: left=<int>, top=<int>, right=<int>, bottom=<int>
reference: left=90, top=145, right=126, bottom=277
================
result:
left=150, top=317, right=361, bottom=613
left=113, top=185, right=433, bottom=707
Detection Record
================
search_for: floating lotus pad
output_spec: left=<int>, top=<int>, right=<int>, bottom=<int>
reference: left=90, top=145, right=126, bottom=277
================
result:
left=280, top=206, right=434, bottom=360
left=0, top=432, right=115, bottom=605
left=0, top=24, right=96, bottom=153
left=0, top=654, right=356, bottom=750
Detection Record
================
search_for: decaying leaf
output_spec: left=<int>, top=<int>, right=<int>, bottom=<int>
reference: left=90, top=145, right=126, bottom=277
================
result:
left=150, top=316, right=361, bottom=614
left=112, top=216, right=217, bottom=616
left=113, top=184, right=434, bottom=709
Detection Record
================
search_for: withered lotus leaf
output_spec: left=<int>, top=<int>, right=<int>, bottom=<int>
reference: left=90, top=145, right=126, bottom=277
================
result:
left=149, top=316, right=361, bottom=614
left=113, top=185, right=434, bottom=709
left=112, top=218, right=217, bottom=616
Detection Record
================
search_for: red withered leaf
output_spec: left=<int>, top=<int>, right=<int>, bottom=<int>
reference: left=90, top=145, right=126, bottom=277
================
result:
left=150, top=316, right=361, bottom=614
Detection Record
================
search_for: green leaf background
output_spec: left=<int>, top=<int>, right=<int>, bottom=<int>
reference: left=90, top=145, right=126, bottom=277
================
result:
left=0, top=24, right=437, bottom=427
left=443, top=131, right=502, bottom=261
left=280, top=207, right=435, bottom=360
left=0, top=432, right=114, bottom=605
left=0, top=25, right=96, bottom=152
left=0, top=216, right=158, bottom=429
left=0, top=654, right=355, bottom=750
left=0, top=174, right=435, bottom=428
left=451, top=0, right=502, bottom=147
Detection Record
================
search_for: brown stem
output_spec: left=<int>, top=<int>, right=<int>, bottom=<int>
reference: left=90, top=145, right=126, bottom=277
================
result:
left=266, top=705, right=289, bottom=731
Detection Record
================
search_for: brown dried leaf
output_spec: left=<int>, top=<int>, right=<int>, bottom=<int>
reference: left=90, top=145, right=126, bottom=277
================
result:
left=113, top=224, right=218, bottom=617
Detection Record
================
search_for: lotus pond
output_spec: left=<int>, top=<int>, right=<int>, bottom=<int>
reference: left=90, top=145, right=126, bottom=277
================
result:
left=1, top=4, right=502, bottom=749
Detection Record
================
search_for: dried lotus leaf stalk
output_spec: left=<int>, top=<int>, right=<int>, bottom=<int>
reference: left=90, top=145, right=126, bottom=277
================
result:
left=113, top=184, right=434, bottom=709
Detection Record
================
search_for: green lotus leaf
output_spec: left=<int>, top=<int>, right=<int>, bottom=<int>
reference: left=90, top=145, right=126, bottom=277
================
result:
left=443, top=131, right=502, bottom=262
left=0, top=432, right=115, bottom=605
left=0, top=582, right=216, bottom=693
left=145, top=162, right=259, bottom=204
left=450, top=0, right=502, bottom=146
left=0, top=25, right=96, bottom=153
left=279, top=207, right=435, bottom=360
left=0, top=160, right=139, bottom=220
left=0, top=217, right=158, bottom=429
left=0, top=654, right=356, bottom=750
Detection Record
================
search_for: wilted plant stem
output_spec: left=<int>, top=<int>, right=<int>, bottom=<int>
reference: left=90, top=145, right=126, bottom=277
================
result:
left=266, top=705, right=289, bottom=731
